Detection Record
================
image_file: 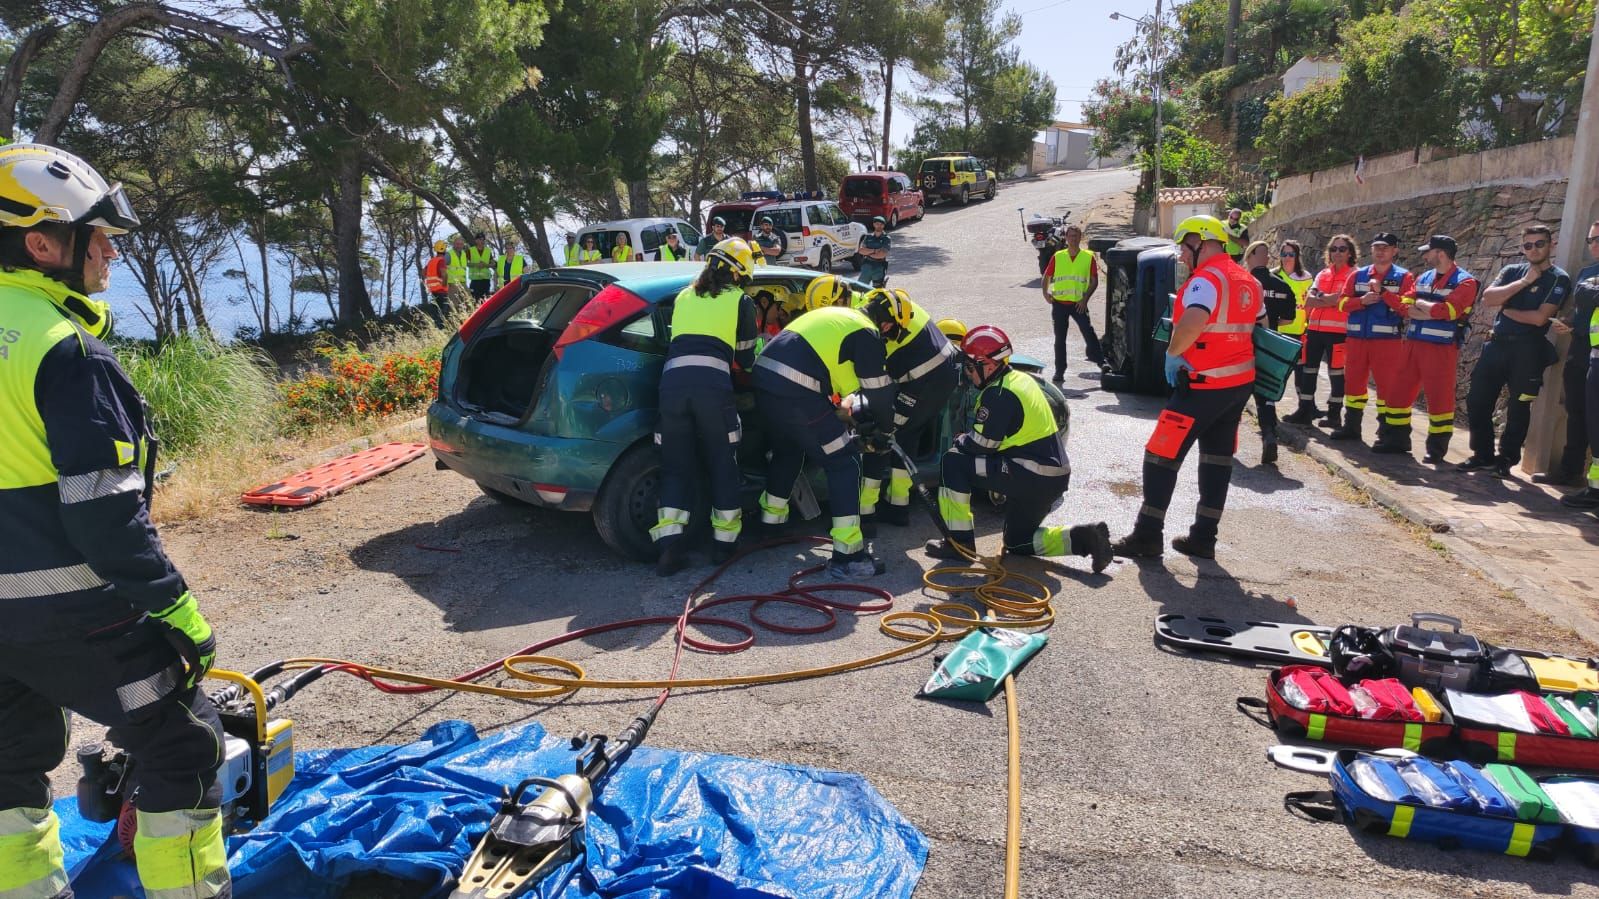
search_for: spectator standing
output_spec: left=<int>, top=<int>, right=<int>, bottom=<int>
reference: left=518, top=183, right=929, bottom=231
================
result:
left=1388, top=235, right=1478, bottom=462
left=1040, top=222, right=1105, bottom=383
left=1330, top=232, right=1413, bottom=450
left=1247, top=240, right=1295, bottom=464
left=1283, top=236, right=1356, bottom=429
left=1538, top=219, right=1599, bottom=495
left=1223, top=207, right=1250, bottom=261
left=696, top=217, right=727, bottom=260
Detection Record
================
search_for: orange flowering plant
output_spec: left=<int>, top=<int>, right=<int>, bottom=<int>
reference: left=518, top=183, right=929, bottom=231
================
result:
left=280, top=344, right=441, bottom=431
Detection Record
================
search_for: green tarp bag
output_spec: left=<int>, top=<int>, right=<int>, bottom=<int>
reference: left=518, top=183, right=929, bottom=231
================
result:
left=918, top=625, right=1047, bottom=702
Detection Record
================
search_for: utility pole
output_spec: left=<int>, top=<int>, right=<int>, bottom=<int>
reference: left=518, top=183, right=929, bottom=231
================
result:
left=1151, top=0, right=1163, bottom=235
left=1523, top=1, right=1599, bottom=474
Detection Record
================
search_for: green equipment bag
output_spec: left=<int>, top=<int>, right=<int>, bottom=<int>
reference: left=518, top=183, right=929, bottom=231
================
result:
left=1482, top=764, right=1563, bottom=824
left=919, top=625, right=1046, bottom=702
left=1252, top=327, right=1301, bottom=403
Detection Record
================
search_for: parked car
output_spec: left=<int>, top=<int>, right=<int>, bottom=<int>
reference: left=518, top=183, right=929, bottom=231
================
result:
left=574, top=218, right=702, bottom=262
left=839, top=171, right=925, bottom=229
left=918, top=153, right=998, bottom=206
left=704, top=194, right=783, bottom=241
left=758, top=197, right=867, bottom=272
left=427, top=263, right=1066, bottom=560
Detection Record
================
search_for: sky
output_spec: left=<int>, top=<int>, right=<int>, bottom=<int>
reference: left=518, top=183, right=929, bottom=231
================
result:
left=887, top=0, right=1154, bottom=145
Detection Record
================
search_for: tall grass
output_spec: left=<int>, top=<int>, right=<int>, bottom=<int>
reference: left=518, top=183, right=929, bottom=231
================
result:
left=117, top=336, right=279, bottom=459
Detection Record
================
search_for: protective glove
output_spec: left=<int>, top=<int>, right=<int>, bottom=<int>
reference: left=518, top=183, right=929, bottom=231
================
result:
left=151, top=592, right=216, bottom=690
left=863, top=429, right=896, bottom=455
left=855, top=411, right=880, bottom=439
left=1163, top=354, right=1192, bottom=388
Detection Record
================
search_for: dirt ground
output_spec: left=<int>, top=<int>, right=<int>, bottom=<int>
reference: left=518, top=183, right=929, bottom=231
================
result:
left=62, top=168, right=1599, bottom=897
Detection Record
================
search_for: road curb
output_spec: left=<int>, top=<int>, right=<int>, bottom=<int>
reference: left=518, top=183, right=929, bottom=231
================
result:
left=1277, top=421, right=1599, bottom=646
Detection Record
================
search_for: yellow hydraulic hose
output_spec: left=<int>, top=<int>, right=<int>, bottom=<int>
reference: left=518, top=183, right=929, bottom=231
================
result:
left=275, top=537, right=1049, bottom=898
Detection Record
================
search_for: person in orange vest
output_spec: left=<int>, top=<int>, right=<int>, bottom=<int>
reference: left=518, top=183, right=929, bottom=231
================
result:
left=1330, top=232, right=1415, bottom=449
left=1113, top=215, right=1262, bottom=560
left=1388, top=235, right=1478, bottom=462
left=422, top=239, right=450, bottom=325
left=1282, top=235, right=1357, bottom=429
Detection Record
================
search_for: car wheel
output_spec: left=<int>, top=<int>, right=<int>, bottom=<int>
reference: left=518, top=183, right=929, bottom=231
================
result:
left=986, top=181, right=996, bottom=200
left=593, top=444, right=665, bottom=562
left=916, top=203, right=926, bottom=221
left=888, top=211, right=899, bottom=229
left=959, top=186, right=970, bottom=206
left=817, top=247, right=832, bottom=273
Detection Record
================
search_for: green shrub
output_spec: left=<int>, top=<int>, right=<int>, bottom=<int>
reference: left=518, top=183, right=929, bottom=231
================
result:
left=278, top=344, right=441, bottom=432
left=117, top=336, right=279, bottom=458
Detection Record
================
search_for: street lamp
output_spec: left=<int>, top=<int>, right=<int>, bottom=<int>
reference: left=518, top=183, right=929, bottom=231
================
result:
left=1111, top=6, right=1163, bottom=234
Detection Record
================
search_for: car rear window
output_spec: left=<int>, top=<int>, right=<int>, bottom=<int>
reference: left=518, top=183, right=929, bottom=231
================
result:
left=714, top=208, right=756, bottom=234
left=843, top=178, right=883, bottom=199
left=763, top=208, right=803, bottom=233
left=920, top=160, right=950, bottom=174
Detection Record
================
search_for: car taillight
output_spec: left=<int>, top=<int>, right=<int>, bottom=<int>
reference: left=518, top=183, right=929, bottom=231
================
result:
left=553, top=285, right=648, bottom=359
left=457, top=280, right=526, bottom=344
left=802, top=226, right=811, bottom=237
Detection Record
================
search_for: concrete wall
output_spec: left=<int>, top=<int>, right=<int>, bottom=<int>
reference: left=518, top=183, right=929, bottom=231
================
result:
left=1250, top=136, right=1577, bottom=408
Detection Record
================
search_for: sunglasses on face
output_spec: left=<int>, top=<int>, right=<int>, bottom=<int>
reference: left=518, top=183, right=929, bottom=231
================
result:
left=1586, top=235, right=1599, bottom=245
left=1329, top=246, right=1351, bottom=253
left=1523, top=240, right=1550, bottom=250
left=1280, top=250, right=1297, bottom=257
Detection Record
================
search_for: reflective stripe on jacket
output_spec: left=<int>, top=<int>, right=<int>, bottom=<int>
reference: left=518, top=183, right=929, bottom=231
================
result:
left=1404, top=265, right=1477, bottom=344
left=1175, top=255, right=1261, bottom=389
left=1048, top=248, right=1094, bottom=303
left=1340, top=263, right=1411, bottom=340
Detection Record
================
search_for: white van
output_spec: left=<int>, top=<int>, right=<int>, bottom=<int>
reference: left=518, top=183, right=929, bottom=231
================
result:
left=572, top=217, right=702, bottom=263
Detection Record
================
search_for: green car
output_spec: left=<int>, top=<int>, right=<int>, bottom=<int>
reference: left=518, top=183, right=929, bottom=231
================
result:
left=427, top=262, right=1066, bottom=560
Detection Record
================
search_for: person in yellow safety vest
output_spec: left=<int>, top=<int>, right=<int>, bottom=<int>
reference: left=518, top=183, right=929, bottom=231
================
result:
left=752, top=303, right=902, bottom=578
left=0, top=144, right=230, bottom=899
left=578, top=234, right=603, bottom=264
left=447, top=234, right=470, bottom=288
left=497, top=238, right=531, bottom=287
left=1223, top=207, right=1250, bottom=262
left=564, top=233, right=580, bottom=266
left=1040, top=222, right=1104, bottom=382
left=925, top=324, right=1112, bottom=571
left=652, top=237, right=760, bottom=575
left=658, top=230, right=687, bottom=261
left=612, top=232, right=635, bottom=263
left=466, top=231, right=496, bottom=301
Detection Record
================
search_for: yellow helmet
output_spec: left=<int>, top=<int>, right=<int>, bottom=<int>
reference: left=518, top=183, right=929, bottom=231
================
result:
left=803, top=274, right=849, bottom=311
left=0, top=143, right=138, bottom=235
left=433, top=239, right=447, bottom=253
left=936, top=318, right=968, bottom=342
left=1173, top=214, right=1229, bottom=245
left=707, top=237, right=755, bottom=279
left=861, top=287, right=915, bottom=341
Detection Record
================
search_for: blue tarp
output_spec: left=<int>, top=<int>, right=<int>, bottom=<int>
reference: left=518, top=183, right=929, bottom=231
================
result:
left=59, top=719, right=927, bottom=898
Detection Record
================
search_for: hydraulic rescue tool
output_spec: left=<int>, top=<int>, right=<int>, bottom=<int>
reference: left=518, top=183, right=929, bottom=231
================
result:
left=77, top=665, right=326, bottom=840
left=449, top=704, right=659, bottom=898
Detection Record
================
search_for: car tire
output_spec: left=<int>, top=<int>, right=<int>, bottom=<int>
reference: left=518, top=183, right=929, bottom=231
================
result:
left=888, top=211, right=899, bottom=229
left=985, top=181, right=996, bottom=200
left=817, top=247, right=832, bottom=273
left=916, top=203, right=926, bottom=221
left=593, top=443, right=667, bottom=562
left=959, top=186, right=970, bottom=206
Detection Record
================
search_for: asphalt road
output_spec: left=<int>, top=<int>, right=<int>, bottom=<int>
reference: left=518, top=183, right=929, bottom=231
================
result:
left=93, top=168, right=1599, bottom=897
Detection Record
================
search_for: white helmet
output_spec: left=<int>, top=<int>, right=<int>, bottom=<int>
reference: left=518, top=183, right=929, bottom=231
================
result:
left=0, top=143, right=139, bottom=235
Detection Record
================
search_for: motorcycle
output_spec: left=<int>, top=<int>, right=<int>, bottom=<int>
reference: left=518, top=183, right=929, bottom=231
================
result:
left=1020, top=207, right=1070, bottom=274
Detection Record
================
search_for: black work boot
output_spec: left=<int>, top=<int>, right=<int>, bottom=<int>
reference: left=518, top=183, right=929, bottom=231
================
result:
left=710, top=541, right=738, bottom=565
left=1328, top=409, right=1363, bottom=442
left=875, top=503, right=912, bottom=527
left=655, top=543, right=687, bottom=577
left=1371, top=421, right=1412, bottom=455
left=925, top=532, right=976, bottom=561
left=1171, top=533, right=1217, bottom=559
left=1069, top=522, right=1114, bottom=574
left=1533, top=467, right=1583, bottom=487
left=1111, top=529, right=1163, bottom=559
left=1318, top=405, right=1343, bottom=430
left=1422, top=432, right=1452, bottom=464
left=1281, top=402, right=1318, bottom=426
left=1561, top=487, right=1599, bottom=510
left=828, top=548, right=886, bottom=579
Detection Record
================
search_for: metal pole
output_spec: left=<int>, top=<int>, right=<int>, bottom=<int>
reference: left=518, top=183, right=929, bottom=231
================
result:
left=1523, top=2, right=1599, bottom=474
left=1151, top=0, right=1163, bottom=235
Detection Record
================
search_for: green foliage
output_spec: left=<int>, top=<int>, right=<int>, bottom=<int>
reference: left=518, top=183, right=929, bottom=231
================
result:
left=1081, top=78, right=1183, bottom=165
left=117, top=337, right=279, bottom=458
left=1161, top=129, right=1229, bottom=187
left=278, top=344, right=442, bottom=432
left=1234, top=95, right=1270, bottom=151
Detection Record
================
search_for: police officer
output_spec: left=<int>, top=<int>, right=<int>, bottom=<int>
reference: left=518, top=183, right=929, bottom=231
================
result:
left=1460, top=225, right=1571, bottom=478
left=1389, top=235, right=1478, bottom=462
left=658, top=230, right=687, bottom=261
left=0, top=144, right=229, bottom=899
left=695, top=217, right=728, bottom=260
left=652, top=238, right=759, bottom=575
left=1040, top=222, right=1105, bottom=383
left=927, top=325, right=1112, bottom=570
left=858, top=216, right=891, bottom=287
left=467, top=231, right=496, bottom=300
left=563, top=232, right=580, bottom=266
left=1246, top=240, right=1296, bottom=464
left=753, top=303, right=900, bottom=578
left=753, top=215, right=786, bottom=265
left=497, top=238, right=530, bottom=287
left=1113, top=215, right=1262, bottom=560
left=1539, top=219, right=1599, bottom=495
left=1331, top=232, right=1413, bottom=450
left=1283, top=235, right=1356, bottom=429
left=849, top=286, right=959, bottom=528
left=1223, top=207, right=1250, bottom=262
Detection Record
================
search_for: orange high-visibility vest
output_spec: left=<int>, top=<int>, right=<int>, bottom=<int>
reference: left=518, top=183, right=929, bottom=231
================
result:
left=1174, top=254, right=1262, bottom=390
left=424, top=255, right=448, bottom=294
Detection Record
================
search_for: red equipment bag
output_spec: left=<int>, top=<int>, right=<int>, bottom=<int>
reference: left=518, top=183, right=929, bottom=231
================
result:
left=1354, top=678, right=1423, bottom=722
left=1453, top=693, right=1599, bottom=771
left=1241, top=667, right=1453, bottom=754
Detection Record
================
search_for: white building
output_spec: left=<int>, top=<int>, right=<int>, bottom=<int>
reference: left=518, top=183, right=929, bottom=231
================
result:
left=1282, top=56, right=1344, bottom=97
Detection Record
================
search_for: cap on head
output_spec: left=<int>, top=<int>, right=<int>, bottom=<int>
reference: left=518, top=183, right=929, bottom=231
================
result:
left=711, top=216, right=727, bottom=227
left=1416, top=234, right=1457, bottom=257
left=1370, top=232, right=1399, bottom=248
